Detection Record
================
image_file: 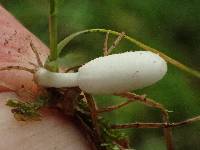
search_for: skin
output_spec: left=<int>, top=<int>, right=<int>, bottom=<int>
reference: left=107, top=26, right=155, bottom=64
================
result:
left=0, top=5, right=90, bottom=150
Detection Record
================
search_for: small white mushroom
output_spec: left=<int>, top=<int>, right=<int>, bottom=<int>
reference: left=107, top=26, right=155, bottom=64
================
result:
left=35, top=51, right=167, bottom=94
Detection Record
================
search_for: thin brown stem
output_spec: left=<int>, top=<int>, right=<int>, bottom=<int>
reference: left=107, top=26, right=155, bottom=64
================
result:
left=115, top=92, right=168, bottom=112
left=0, top=66, right=35, bottom=74
left=83, top=93, right=101, bottom=137
left=28, top=61, right=38, bottom=67
left=112, top=141, right=127, bottom=150
left=103, top=32, right=110, bottom=56
left=116, top=92, right=174, bottom=150
left=75, top=115, right=98, bottom=150
left=97, top=99, right=132, bottom=113
left=107, top=32, right=125, bottom=55
left=30, top=42, right=43, bottom=67
left=64, top=65, right=82, bottom=73
left=111, top=115, right=200, bottom=129
left=162, top=112, right=173, bottom=150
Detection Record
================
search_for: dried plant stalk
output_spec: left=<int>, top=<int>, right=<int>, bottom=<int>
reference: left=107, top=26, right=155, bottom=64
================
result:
left=116, top=92, right=174, bottom=150
left=30, top=42, right=43, bottom=67
left=0, top=66, right=35, bottom=74
left=103, top=31, right=125, bottom=56
left=83, top=93, right=101, bottom=138
left=111, top=115, right=200, bottom=129
left=97, top=99, right=133, bottom=113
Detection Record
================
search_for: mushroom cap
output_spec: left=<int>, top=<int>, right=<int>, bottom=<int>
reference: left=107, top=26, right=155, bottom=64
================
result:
left=78, top=51, right=167, bottom=94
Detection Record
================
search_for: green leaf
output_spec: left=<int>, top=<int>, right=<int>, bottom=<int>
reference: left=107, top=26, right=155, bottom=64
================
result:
left=57, top=30, right=89, bottom=55
left=50, top=52, right=86, bottom=68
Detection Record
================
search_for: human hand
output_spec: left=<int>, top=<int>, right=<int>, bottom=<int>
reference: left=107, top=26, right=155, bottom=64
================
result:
left=0, top=5, right=90, bottom=150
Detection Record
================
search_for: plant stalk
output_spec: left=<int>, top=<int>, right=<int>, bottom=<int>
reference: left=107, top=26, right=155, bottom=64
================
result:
left=111, top=115, right=200, bottom=129
left=49, top=0, right=58, bottom=61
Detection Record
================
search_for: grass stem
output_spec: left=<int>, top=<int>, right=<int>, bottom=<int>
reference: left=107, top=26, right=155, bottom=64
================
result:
left=49, top=0, right=58, bottom=61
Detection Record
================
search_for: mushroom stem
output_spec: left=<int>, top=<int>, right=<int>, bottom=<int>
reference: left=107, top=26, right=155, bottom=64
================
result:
left=35, top=68, right=78, bottom=88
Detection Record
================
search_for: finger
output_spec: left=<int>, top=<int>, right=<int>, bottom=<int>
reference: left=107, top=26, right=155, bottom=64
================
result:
left=0, top=92, right=91, bottom=150
left=0, top=6, right=49, bottom=96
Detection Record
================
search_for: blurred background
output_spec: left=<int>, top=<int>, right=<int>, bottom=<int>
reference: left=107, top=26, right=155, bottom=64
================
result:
left=1, top=0, right=200, bottom=149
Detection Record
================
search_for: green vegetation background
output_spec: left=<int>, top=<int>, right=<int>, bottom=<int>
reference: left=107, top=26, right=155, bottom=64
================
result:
left=1, top=0, right=200, bottom=149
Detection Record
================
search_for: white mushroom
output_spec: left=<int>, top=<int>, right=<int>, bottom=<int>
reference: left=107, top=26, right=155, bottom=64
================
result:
left=35, top=51, right=167, bottom=94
